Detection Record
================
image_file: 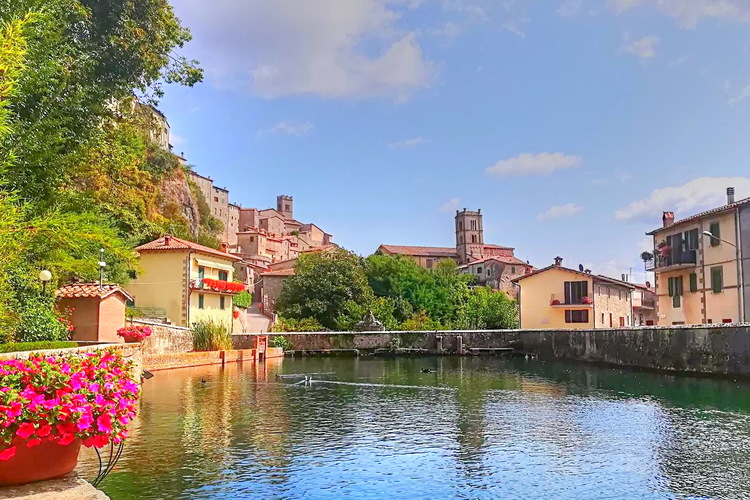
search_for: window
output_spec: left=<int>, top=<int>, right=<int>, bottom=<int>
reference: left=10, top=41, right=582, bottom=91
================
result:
left=565, top=310, right=589, bottom=323
left=127, top=270, right=137, bottom=279
left=218, top=270, right=228, bottom=281
left=458, top=221, right=463, bottom=230
left=511, top=266, right=516, bottom=274
left=711, top=266, right=723, bottom=293
left=668, top=275, right=683, bottom=307
left=214, top=197, right=219, bottom=202
left=459, top=235, right=464, bottom=244
left=198, top=266, right=205, bottom=279
left=601, top=313, right=605, bottom=323
left=220, top=296, right=225, bottom=310
left=471, top=220, right=477, bottom=230
left=564, top=281, right=588, bottom=304
left=285, top=204, right=291, bottom=212
left=426, top=259, right=434, bottom=269
left=619, top=317, right=625, bottom=327
left=617, top=289, right=621, bottom=299
left=709, top=222, right=721, bottom=246
left=250, top=236, right=255, bottom=242
left=476, top=266, right=483, bottom=274
left=471, top=235, right=477, bottom=243
left=689, top=273, right=698, bottom=293
left=685, top=228, right=700, bottom=251
left=198, top=294, right=204, bottom=309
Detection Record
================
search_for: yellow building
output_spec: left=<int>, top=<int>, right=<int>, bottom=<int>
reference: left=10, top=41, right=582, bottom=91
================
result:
left=513, top=258, right=635, bottom=330
left=646, top=187, right=750, bottom=325
left=126, top=235, right=242, bottom=328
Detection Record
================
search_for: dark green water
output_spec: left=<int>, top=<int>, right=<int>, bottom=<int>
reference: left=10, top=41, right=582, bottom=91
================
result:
left=79, top=357, right=750, bottom=499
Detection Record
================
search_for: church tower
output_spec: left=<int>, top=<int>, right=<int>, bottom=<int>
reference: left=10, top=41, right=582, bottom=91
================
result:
left=455, top=209, right=484, bottom=265
left=277, top=195, right=294, bottom=219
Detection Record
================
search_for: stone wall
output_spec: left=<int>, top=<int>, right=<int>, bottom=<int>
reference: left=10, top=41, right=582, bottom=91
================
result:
left=133, top=320, right=193, bottom=356
left=235, top=324, right=750, bottom=378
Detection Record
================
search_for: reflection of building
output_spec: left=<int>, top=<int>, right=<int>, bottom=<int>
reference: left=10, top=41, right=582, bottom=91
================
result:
left=513, top=257, right=635, bottom=329
left=646, top=187, right=749, bottom=325
left=126, top=235, right=242, bottom=327
left=376, top=209, right=533, bottom=294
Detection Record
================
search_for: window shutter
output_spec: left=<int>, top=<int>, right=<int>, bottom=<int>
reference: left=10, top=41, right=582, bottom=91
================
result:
left=689, top=273, right=697, bottom=293
left=668, top=278, right=674, bottom=297
left=710, top=222, right=721, bottom=246
left=712, top=267, right=723, bottom=293
left=676, top=276, right=683, bottom=296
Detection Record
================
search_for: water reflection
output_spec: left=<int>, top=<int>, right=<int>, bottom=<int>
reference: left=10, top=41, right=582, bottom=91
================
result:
left=80, top=356, right=750, bottom=499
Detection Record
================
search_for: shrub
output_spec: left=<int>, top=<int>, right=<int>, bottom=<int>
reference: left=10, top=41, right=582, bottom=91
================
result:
left=0, top=349, right=140, bottom=460
left=0, top=341, right=77, bottom=354
left=272, top=317, right=325, bottom=332
left=269, top=335, right=292, bottom=350
left=233, top=291, right=252, bottom=309
left=400, top=311, right=444, bottom=331
left=192, top=319, right=233, bottom=351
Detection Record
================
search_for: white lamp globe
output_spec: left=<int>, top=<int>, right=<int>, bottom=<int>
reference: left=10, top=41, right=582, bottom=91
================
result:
left=38, top=270, right=52, bottom=282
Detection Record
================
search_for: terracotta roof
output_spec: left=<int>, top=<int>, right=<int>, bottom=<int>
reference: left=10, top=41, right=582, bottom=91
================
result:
left=483, top=244, right=514, bottom=250
left=56, top=283, right=134, bottom=302
left=377, top=244, right=458, bottom=258
left=261, top=268, right=295, bottom=277
left=647, top=196, right=750, bottom=235
left=135, top=236, right=241, bottom=261
left=462, top=255, right=530, bottom=267
left=512, top=265, right=635, bottom=288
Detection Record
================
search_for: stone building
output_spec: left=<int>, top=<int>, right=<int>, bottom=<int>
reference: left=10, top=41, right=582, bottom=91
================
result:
left=376, top=208, right=533, bottom=293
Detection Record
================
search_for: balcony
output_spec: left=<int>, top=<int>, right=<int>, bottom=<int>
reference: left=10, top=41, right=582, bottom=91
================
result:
left=645, top=249, right=697, bottom=271
left=191, top=278, right=245, bottom=294
left=550, top=294, right=593, bottom=307
left=636, top=298, right=656, bottom=310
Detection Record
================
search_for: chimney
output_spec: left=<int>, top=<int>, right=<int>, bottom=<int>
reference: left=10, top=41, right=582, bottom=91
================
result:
left=554, top=256, right=563, bottom=267
left=221, top=242, right=229, bottom=253
left=728, top=187, right=735, bottom=205
left=163, top=235, right=171, bottom=246
left=662, top=212, right=675, bottom=228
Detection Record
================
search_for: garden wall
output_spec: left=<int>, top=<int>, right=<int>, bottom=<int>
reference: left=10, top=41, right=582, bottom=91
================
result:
left=133, top=320, right=192, bottom=356
left=234, top=324, right=750, bottom=378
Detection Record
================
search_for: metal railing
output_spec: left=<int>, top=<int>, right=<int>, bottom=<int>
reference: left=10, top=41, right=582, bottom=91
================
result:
left=645, top=249, right=697, bottom=271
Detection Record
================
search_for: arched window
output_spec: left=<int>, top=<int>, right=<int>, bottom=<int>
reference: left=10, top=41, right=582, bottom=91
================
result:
left=471, top=235, right=477, bottom=243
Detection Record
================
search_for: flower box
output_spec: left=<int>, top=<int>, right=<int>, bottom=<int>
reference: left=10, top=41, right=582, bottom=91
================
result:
left=0, top=349, right=139, bottom=486
left=117, top=325, right=152, bottom=343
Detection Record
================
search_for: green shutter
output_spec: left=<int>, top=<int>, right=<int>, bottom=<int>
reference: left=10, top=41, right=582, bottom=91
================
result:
left=712, top=267, right=723, bottom=293
left=710, top=222, right=721, bottom=246
left=689, top=273, right=697, bottom=293
left=672, top=293, right=681, bottom=308
left=677, top=276, right=684, bottom=296
left=668, top=277, right=674, bottom=297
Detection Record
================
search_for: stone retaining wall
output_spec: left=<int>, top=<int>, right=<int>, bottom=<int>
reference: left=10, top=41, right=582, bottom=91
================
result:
left=132, top=320, right=192, bottom=356
left=234, top=324, right=750, bottom=378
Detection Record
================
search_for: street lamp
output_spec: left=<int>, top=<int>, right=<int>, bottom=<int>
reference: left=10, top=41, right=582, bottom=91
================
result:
left=39, top=270, right=52, bottom=293
left=702, top=231, right=737, bottom=248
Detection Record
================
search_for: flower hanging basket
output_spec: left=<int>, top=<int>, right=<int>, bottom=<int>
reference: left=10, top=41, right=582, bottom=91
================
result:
left=117, top=325, right=152, bottom=343
left=0, top=437, right=81, bottom=486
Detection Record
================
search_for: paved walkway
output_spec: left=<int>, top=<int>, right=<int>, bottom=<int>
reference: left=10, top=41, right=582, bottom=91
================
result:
left=245, top=303, right=271, bottom=333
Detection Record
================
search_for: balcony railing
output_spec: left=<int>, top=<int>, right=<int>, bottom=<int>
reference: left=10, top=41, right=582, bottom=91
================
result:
left=645, top=249, right=697, bottom=271
left=550, top=294, right=593, bottom=307
left=191, top=278, right=245, bottom=294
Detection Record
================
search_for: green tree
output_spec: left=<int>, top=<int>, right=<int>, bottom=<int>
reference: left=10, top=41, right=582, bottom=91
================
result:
left=276, top=249, right=374, bottom=330
left=461, top=287, right=518, bottom=330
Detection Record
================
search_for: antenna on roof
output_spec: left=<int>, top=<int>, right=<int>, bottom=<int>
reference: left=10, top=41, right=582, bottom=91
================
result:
left=578, top=264, right=584, bottom=272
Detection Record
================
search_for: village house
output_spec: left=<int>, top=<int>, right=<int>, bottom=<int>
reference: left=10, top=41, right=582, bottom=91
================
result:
left=632, top=283, right=657, bottom=326
left=124, top=235, right=242, bottom=328
left=376, top=208, right=533, bottom=294
left=513, top=257, right=635, bottom=330
left=646, top=187, right=750, bottom=325
left=56, top=283, right=134, bottom=343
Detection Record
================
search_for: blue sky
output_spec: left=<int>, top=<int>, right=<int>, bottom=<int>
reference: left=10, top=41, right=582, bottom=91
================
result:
left=159, top=0, right=750, bottom=282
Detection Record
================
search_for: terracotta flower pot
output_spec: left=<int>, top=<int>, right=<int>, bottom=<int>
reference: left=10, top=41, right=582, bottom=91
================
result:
left=122, top=334, right=142, bottom=343
left=0, top=438, right=81, bottom=486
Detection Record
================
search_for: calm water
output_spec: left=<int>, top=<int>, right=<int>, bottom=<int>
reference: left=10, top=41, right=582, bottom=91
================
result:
left=79, top=356, right=750, bottom=499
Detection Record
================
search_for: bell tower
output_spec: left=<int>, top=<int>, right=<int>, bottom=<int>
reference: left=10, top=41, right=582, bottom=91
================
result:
left=277, top=195, right=293, bottom=219
left=455, top=208, right=484, bottom=265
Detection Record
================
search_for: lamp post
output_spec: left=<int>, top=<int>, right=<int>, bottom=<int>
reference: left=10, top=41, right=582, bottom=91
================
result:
left=702, top=231, right=737, bottom=248
left=98, top=248, right=107, bottom=287
left=39, top=269, right=52, bottom=294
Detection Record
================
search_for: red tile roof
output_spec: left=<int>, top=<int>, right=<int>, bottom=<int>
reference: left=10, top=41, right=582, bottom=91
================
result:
left=647, top=196, right=750, bottom=235
left=483, top=244, right=514, bottom=250
left=261, top=268, right=296, bottom=277
left=135, top=235, right=241, bottom=261
left=462, top=255, right=530, bottom=267
left=377, top=244, right=458, bottom=258
left=56, top=283, right=134, bottom=301
left=512, top=265, right=635, bottom=288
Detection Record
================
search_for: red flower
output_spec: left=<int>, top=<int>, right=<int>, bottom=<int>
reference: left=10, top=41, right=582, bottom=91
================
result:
left=25, top=438, right=42, bottom=448
left=16, top=422, right=35, bottom=440
left=0, top=446, right=16, bottom=461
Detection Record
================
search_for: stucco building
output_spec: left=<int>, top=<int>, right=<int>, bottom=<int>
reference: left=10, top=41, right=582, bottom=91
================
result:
left=56, top=284, right=134, bottom=343
left=125, top=235, right=242, bottom=328
left=376, top=208, right=533, bottom=293
left=513, top=257, right=635, bottom=330
left=646, top=187, right=750, bottom=325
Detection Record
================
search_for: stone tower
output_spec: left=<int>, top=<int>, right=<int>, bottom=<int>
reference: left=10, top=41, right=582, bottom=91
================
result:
left=455, top=208, right=484, bottom=265
left=277, top=195, right=293, bottom=219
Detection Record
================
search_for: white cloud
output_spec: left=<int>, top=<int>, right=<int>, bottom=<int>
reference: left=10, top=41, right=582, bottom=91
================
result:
left=388, top=137, right=429, bottom=149
left=170, top=132, right=187, bottom=147
left=432, top=22, right=462, bottom=38
left=614, top=176, right=750, bottom=222
left=557, top=0, right=583, bottom=18
left=486, top=152, right=582, bottom=176
left=440, top=198, right=461, bottom=213
left=537, top=203, right=584, bottom=221
left=623, top=33, right=660, bottom=60
left=611, top=0, right=750, bottom=27
left=177, top=0, right=436, bottom=100
left=728, top=84, right=750, bottom=106
left=260, top=121, right=315, bottom=137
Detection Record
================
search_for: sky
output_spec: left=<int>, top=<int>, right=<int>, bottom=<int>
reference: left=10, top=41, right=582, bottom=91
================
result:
left=158, top=0, right=750, bottom=283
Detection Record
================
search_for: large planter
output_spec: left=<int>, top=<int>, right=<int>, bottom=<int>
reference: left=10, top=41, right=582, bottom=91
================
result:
left=0, top=438, right=81, bottom=486
left=122, top=334, right=142, bottom=343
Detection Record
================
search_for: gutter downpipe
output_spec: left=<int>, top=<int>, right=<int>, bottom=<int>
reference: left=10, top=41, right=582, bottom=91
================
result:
left=735, top=211, right=745, bottom=323
left=186, top=251, right=193, bottom=327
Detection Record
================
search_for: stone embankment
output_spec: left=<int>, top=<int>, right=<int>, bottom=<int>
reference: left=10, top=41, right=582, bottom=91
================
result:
left=234, top=324, right=750, bottom=378
left=0, top=474, right=107, bottom=499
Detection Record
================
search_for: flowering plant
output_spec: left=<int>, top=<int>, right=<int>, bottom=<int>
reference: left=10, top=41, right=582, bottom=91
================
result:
left=0, top=349, right=139, bottom=461
left=201, top=278, right=245, bottom=293
left=581, top=296, right=593, bottom=305
left=116, top=325, right=152, bottom=341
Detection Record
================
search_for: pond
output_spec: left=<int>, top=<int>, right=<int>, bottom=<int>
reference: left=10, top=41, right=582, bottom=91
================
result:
left=79, top=356, right=750, bottom=499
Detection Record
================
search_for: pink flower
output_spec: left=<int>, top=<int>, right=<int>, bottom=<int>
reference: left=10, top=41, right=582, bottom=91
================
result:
left=96, top=414, right=113, bottom=434
left=0, top=446, right=16, bottom=461
left=76, top=413, right=93, bottom=431
left=16, top=422, right=35, bottom=440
